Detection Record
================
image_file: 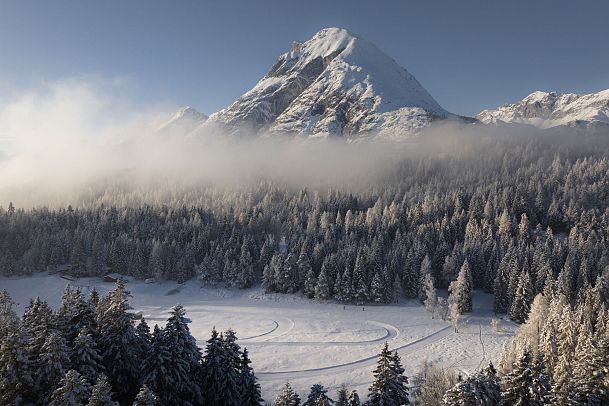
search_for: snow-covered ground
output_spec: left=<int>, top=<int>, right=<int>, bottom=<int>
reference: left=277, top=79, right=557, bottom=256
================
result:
left=0, top=273, right=516, bottom=400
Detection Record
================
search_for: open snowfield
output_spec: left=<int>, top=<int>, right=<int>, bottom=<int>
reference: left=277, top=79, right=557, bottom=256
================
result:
left=0, top=273, right=517, bottom=400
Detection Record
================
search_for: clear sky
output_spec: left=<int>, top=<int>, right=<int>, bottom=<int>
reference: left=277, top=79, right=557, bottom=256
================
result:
left=1, top=0, right=609, bottom=116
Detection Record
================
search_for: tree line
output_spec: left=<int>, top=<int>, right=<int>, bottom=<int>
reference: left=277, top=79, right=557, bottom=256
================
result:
left=1, top=135, right=609, bottom=324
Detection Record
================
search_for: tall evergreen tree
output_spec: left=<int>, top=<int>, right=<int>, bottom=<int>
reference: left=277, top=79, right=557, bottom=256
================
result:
left=500, top=350, right=550, bottom=406
left=367, top=343, right=409, bottom=406
left=49, top=370, right=91, bottom=406
left=132, top=385, right=160, bottom=406
left=87, top=374, right=118, bottom=406
left=239, top=348, right=263, bottom=406
left=275, top=381, right=301, bottom=406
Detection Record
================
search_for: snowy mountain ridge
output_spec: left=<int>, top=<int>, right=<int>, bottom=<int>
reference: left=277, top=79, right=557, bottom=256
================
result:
left=158, top=106, right=208, bottom=134
left=477, top=89, right=609, bottom=129
left=201, top=27, right=461, bottom=138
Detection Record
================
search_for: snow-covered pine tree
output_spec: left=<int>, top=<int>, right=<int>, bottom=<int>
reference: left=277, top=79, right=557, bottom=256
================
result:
left=423, top=273, right=437, bottom=318
left=367, top=342, right=409, bottom=405
left=49, top=370, right=91, bottom=406
left=155, top=304, right=203, bottom=405
left=238, top=242, right=256, bottom=288
left=275, top=381, right=301, bottom=406
left=370, top=270, right=387, bottom=304
left=340, top=266, right=354, bottom=302
left=347, top=390, right=361, bottom=406
left=335, top=384, right=348, bottom=406
left=87, top=374, right=118, bottom=406
left=418, top=255, right=432, bottom=303
left=304, top=267, right=317, bottom=299
left=134, top=319, right=151, bottom=362
left=315, top=264, right=331, bottom=300
left=262, top=254, right=281, bottom=293
left=222, top=328, right=243, bottom=405
left=0, top=331, right=34, bottom=405
left=392, top=274, right=402, bottom=303
left=132, top=385, right=160, bottom=406
left=303, top=384, right=332, bottom=406
left=500, top=349, right=550, bottom=406
left=239, top=348, right=263, bottom=406
left=509, top=270, right=533, bottom=323
left=38, top=331, right=71, bottom=403
left=72, top=327, right=104, bottom=385
left=202, top=328, right=242, bottom=406
left=0, top=290, right=19, bottom=339
left=445, top=362, right=501, bottom=406
left=570, top=319, right=608, bottom=405
left=96, top=280, right=140, bottom=403
left=448, top=260, right=473, bottom=314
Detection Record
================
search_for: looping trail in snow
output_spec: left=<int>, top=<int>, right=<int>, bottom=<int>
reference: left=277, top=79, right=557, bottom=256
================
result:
left=256, top=324, right=453, bottom=380
left=242, top=320, right=399, bottom=346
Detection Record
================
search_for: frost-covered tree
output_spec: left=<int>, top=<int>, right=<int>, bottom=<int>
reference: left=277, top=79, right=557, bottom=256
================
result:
left=367, top=343, right=409, bottom=406
left=303, top=384, right=332, bottom=406
left=304, top=267, right=317, bottom=299
left=500, top=350, right=550, bottom=406
left=132, top=385, right=159, bottom=406
left=96, top=280, right=140, bottom=403
left=509, top=270, right=533, bottom=323
left=38, top=331, right=71, bottom=402
left=418, top=255, right=432, bottom=303
left=315, top=264, right=331, bottom=300
left=72, top=327, right=104, bottom=384
left=239, top=348, right=263, bottom=406
left=448, top=260, right=473, bottom=314
left=49, top=370, right=91, bottom=406
left=87, top=374, right=118, bottom=406
left=275, top=381, right=301, bottom=406
left=423, top=273, right=437, bottom=318
left=0, top=331, right=34, bottom=405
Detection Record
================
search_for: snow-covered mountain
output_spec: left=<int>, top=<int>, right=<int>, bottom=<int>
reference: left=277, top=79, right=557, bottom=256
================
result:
left=159, top=106, right=208, bottom=134
left=203, top=28, right=465, bottom=138
left=477, top=89, right=609, bottom=130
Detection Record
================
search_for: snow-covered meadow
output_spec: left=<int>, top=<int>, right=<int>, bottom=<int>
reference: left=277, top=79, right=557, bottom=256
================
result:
left=0, top=273, right=516, bottom=400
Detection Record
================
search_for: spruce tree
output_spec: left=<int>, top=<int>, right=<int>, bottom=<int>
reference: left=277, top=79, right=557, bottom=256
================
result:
left=155, top=304, right=203, bottom=405
left=304, top=267, right=317, bottom=299
left=275, top=381, right=301, bottom=406
left=97, top=280, right=140, bottom=403
left=132, top=385, right=160, bottom=406
left=303, top=384, right=332, bottom=406
left=87, top=374, right=118, bottom=406
left=49, top=370, right=91, bottom=406
left=448, top=260, right=473, bottom=314
left=315, top=264, right=331, bottom=300
left=500, top=349, right=550, bottom=406
left=336, top=384, right=349, bottom=406
left=509, top=271, right=533, bottom=323
left=370, top=269, right=388, bottom=304
left=347, top=390, right=361, bottom=406
left=72, top=327, right=104, bottom=384
left=239, top=348, right=263, bottom=406
left=0, top=331, right=34, bottom=405
left=38, top=331, right=71, bottom=403
left=367, top=343, right=409, bottom=405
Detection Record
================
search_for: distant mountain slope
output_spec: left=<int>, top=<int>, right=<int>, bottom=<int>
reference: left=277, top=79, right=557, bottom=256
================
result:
left=159, top=106, right=208, bottom=134
left=477, top=89, right=609, bottom=129
left=202, top=27, right=463, bottom=138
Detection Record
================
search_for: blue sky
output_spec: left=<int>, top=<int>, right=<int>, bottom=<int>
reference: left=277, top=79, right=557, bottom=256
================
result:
left=1, top=0, right=608, bottom=116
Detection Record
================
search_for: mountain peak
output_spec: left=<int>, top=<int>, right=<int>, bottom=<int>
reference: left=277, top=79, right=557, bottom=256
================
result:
left=159, top=106, right=208, bottom=133
left=205, top=28, right=452, bottom=138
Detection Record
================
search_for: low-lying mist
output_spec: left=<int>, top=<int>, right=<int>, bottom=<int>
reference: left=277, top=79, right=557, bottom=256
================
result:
left=2, top=78, right=605, bottom=209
